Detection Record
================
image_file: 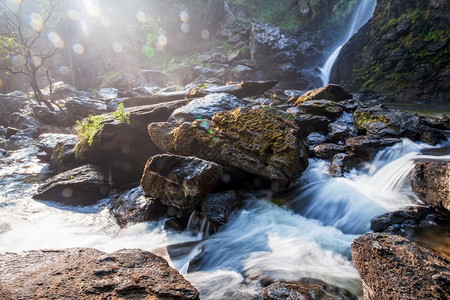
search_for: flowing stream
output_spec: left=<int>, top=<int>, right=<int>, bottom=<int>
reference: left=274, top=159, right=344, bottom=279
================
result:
left=1, top=135, right=449, bottom=298
left=319, top=0, right=377, bottom=85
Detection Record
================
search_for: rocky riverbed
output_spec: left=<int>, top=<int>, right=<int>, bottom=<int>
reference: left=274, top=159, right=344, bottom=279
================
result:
left=0, top=80, right=449, bottom=299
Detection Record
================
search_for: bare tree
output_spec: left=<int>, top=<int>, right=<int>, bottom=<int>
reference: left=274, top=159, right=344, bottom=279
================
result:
left=0, top=0, right=62, bottom=111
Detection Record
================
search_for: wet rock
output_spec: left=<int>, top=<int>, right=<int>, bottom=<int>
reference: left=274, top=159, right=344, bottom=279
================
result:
left=75, top=100, right=186, bottom=186
left=306, top=132, right=327, bottom=147
left=329, top=153, right=363, bottom=177
left=149, top=107, right=309, bottom=183
left=33, top=164, right=110, bottom=206
left=5, top=127, right=19, bottom=139
left=141, top=154, right=223, bottom=210
left=65, top=97, right=108, bottom=124
left=328, top=122, right=357, bottom=144
left=7, top=112, right=41, bottom=137
left=0, top=248, right=199, bottom=299
left=109, top=187, right=167, bottom=227
left=37, top=133, right=77, bottom=162
left=169, top=93, right=247, bottom=124
left=0, top=91, right=27, bottom=127
left=263, top=279, right=357, bottom=300
left=203, top=190, right=242, bottom=227
left=49, top=137, right=81, bottom=174
left=48, top=82, right=77, bottom=100
left=345, top=135, right=401, bottom=160
left=370, top=206, right=436, bottom=237
left=294, top=114, right=331, bottom=137
left=313, top=143, right=346, bottom=160
left=31, top=105, right=66, bottom=126
left=99, top=72, right=147, bottom=89
left=352, top=233, right=450, bottom=300
left=296, top=100, right=344, bottom=121
left=420, top=113, right=450, bottom=131
left=354, top=105, right=446, bottom=145
left=294, top=84, right=352, bottom=105
left=411, top=162, right=450, bottom=212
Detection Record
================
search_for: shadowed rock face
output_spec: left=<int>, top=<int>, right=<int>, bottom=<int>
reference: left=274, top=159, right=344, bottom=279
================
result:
left=352, top=233, right=450, bottom=300
left=331, top=0, right=450, bottom=103
left=0, top=248, right=199, bottom=300
left=141, top=154, right=223, bottom=209
left=33, top=164, right=110, bottom=206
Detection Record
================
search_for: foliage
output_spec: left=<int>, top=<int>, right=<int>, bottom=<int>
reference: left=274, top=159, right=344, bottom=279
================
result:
left=75, top=115, right=104, bottom=147
left=112, top=103, right=131, bottom=124
left=261, top=106, right=295, bottom=121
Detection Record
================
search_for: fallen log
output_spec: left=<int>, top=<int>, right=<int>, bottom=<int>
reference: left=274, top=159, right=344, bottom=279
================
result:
left=124, top=80, right=278, bottom=108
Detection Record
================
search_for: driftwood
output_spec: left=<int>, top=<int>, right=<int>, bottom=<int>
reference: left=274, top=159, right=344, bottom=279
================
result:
left=124, top=80, right=278, bottom=108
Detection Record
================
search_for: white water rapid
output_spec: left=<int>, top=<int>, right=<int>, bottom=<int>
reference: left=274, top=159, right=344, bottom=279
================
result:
left=0, top=135, right=449, bottom=299
left=319, top=0, right=377, bottom=85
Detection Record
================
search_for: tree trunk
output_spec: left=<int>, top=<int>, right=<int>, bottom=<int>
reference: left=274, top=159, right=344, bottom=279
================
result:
left=30, top=69, right=55, bottom=112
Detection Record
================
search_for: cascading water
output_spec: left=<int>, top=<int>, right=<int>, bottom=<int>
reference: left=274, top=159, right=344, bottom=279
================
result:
left=1, top=134, right=449, bottom=299
left=319, top=0, right=377, bottom=85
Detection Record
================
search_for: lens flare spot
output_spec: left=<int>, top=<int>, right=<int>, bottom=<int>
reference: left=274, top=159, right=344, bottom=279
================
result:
left=136, top=11, right=146, bottom=23
left=156, top=35, right=167, bottom=51
left=30, top=13, right=43, bottom=31
left=143, top=45, right=154, bottom=58
left=67, top=9, right=81, bottom=21
left=180, top=10, right=189, bottom=22
left=201, top=29, right=210, bottom=40
left=112, top=42, right=123, bottom=53
left=72, top=43, right=84, bottom=54
left=11, top=55, right=26, bottom=67
left=48, top=32, right=65, bottom=49
left=100, top=16, right=111, bottom=27
left=31, top=56, right=43, bottom=67
left=181, top=22, right=189, bottom=33
left=62, top=188, right=73, bottom=198
left=59, top=66, right=70, bottom=76
left=84, top=1, right=100, bottom=18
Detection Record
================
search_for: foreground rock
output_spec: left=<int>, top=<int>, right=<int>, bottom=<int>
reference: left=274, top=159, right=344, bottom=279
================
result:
left=149, top=107, right=309, bottom=183
left=263, top=279, right=357, bottom=300
left=352, top=233, right=450, bottom=300
left=294, top=84, right=352, bottom=105
left=411, top=161, right=450, bottom=212
left=33, top=165, right=109, bottom=206
left=141, top=154, right=223, bottom=209
left=0, top=248, right=199, bottom=299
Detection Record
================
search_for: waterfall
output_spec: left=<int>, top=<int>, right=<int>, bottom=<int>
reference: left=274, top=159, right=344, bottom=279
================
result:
left=319, top=0, right=377, bottom=86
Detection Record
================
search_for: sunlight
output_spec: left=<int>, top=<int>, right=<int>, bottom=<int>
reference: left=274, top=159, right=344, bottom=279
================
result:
left=31, top=56, right=43, bottom=67
left=201, top=29, right=210, bottom=40
left=181, top=22, right=189, bottom=33
left=72, top=43, right=84, bottom=54
left=58, top=66, right=70, bottom=76
left=11, top=55, right=26, bottom=67
left=136, top=11, right=146, bottom=23
left=179, top=10, right=189, bottom=22
left=48, top=32, right=65, bottom=49
left=82, top=0, right=100, bottom=18
left=100, top=16, right=111, bottom=27
left=112, top=42, right=123, bottom=53
left=30, top=13, right=43, bottom=31
left=156, top=35, right=168, bottom=51
left=67, top=9, right=81, bottom=21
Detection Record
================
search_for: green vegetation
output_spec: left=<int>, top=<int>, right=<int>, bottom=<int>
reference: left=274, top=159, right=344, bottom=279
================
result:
left=112, top=103, right=131, bottom=124
left=73, top=115, right=104, bottom=159
left=261, top=106, right=295, bottom=121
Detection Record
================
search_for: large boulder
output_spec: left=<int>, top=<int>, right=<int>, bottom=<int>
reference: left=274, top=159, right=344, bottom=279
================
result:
left=354, top=105, right=447, bottom=145
left=411, top=162, right=450, bottom=212
left=74, top=100, right=187, bottom=186
left=331, top=0, right=450, bottom=103
left=263, top=279, right=357, bottom=300
left=296, top=99, right=344, bottom=121
left=352, top=233, right=450, bottom=300
left=0, top=248, right=199, bottom=299
left=65, top=97, right=108, bottom=124
left=141, top=154, right=223, bottom=210
left=33, top=164, right=110, bottom=206
left=148, top=107, right=309, bottom=183
left=293, top=114, right=331, bottom=137
left=202, top=190, right=242, bottom=227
